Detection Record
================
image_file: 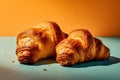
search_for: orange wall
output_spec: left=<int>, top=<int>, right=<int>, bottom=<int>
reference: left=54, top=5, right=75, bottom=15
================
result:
left=0, top=0, right=120, bottom=36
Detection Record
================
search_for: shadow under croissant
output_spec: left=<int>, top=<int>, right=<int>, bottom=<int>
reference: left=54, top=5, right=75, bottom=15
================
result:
left=70, top=56, right=120, bottom=68
left=33, top=57, right=57, bottom=66
left=23, top=56, right=120, bottom=67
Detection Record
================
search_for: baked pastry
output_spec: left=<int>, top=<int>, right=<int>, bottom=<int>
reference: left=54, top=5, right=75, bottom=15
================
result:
left=16, top=21, right=67, bottom=64
left=56, top=29, right=110, bottom=66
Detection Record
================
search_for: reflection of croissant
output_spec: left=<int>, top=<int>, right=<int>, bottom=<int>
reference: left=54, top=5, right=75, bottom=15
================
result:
left=16, top=21, right=67, bottom=64
left=56, top=29, right=110, bottom=66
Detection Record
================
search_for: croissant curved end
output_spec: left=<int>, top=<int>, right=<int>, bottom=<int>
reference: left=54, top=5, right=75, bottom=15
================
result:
left=56, top=51, right=78, bottom=66
left=17, top=50, right=34, bottom=64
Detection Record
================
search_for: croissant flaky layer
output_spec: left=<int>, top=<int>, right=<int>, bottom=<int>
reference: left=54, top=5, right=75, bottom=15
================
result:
left=16, top=21, right=67, bottom=64
left=56, top=29, right=110, bottom=66
left=16, top=21, right=110, bottom=66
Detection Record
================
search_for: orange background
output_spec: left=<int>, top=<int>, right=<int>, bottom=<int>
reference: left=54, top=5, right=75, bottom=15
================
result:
left=0, top=0, right=120, bottom=36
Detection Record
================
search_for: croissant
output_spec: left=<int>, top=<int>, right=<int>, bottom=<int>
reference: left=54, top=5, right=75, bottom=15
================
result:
left=56, top=29, right=110, bottom=66
left=16, top=21, right=67, bottom=64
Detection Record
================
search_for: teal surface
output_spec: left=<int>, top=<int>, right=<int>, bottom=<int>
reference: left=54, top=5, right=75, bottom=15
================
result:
left=0, top=37, right=120, bottom=80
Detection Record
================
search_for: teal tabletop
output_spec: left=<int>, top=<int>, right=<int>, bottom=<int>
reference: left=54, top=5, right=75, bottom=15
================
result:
left=0, top=37, right=120, bottom=80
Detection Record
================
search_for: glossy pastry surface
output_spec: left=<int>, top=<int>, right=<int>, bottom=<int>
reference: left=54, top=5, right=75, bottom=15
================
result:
left=16, top=21, right=67, bottom=64
left=56, top=29, right=110, bottom=66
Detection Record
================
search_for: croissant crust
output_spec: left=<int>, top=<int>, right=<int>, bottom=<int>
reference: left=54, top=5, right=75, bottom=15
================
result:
left=56, top=29, right=110, bottom=66
left=16, top=21, right=67, bottom=63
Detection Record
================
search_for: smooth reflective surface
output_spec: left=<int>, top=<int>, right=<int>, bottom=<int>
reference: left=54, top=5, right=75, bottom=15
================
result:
left=0, top=37, right=120, bottom=80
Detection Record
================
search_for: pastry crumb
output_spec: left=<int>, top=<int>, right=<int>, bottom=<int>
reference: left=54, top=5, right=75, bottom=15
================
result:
left=43, top=68, right=47, bottom=71
left=12, top=60, right=15, bottom=63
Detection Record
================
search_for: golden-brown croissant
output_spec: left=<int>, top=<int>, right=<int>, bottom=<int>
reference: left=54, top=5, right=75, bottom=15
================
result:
left=16, top=21, right=67, bottom=64
left=56, top=29, right=110, bottom=66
